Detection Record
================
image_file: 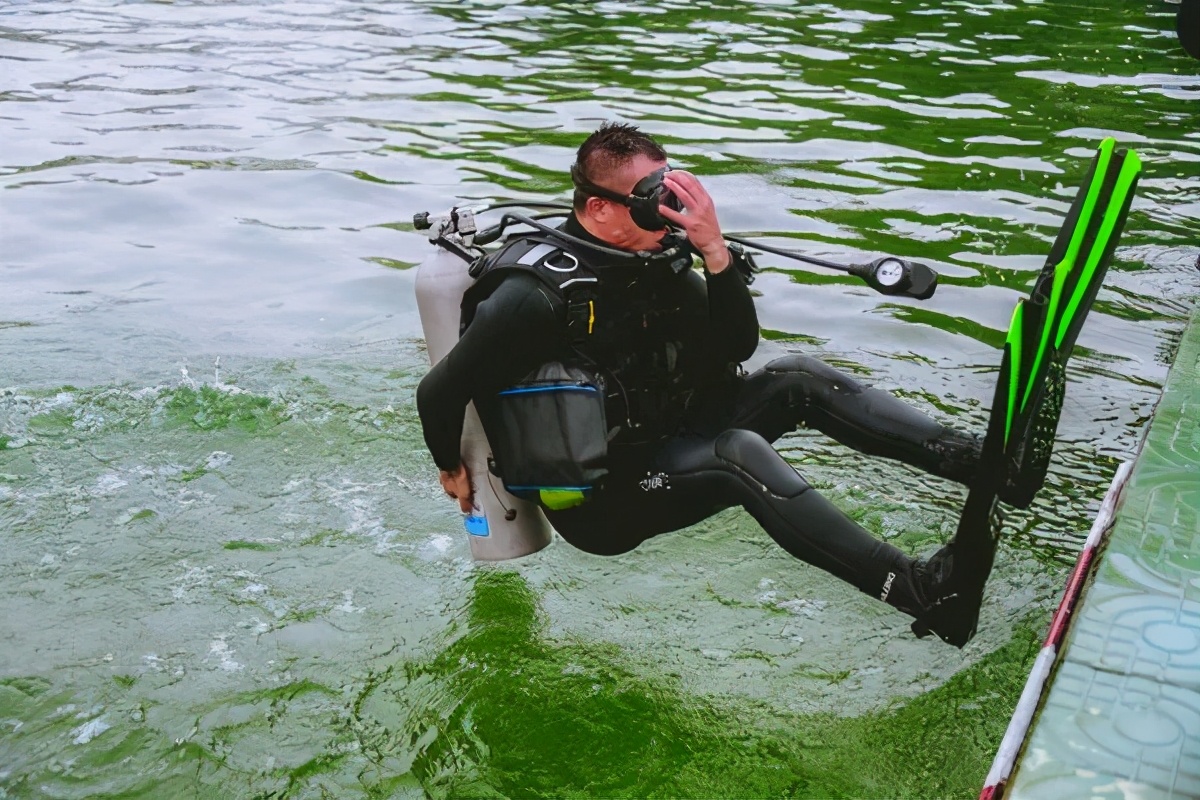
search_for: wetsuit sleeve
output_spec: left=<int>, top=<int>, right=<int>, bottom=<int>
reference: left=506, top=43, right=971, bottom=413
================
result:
left=416, top=272, right=563, bottom=472
left=704, top=253, right=760, bottom=364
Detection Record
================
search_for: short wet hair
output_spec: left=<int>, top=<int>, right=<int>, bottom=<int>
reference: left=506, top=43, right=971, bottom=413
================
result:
left=572, top=122, right=667, bottom=210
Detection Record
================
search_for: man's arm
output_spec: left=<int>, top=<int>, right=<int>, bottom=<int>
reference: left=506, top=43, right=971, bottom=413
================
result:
left=658, top=171, right=760, bottom=364
left=416, top=271, right=562, bottom=474
left=704, top=257, right=759, bottom=364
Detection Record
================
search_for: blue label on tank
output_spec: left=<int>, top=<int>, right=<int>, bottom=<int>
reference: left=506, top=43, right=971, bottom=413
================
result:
left=464, top=514, right=490, bottom=537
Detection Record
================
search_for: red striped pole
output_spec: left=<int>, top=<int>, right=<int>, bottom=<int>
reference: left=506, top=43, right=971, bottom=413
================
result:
left=979, top=460, right=1132, bottom=800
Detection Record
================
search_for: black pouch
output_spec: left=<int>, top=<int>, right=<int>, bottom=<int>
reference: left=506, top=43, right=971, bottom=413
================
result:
left=489, top=362, right=608, bottom=510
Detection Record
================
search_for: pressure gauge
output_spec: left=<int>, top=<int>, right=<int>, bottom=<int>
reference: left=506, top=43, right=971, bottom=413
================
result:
left=874, top=258, right=906, bottom=287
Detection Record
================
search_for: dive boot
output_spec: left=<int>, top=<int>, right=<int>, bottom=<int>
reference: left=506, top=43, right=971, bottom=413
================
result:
left=923, top=428, right=983, bottom=486
left=906, top=336, right=1012, bottom=647
left=993, top=138, right=1142, bottom=508
left=909, top=485, right=1002, bottom=648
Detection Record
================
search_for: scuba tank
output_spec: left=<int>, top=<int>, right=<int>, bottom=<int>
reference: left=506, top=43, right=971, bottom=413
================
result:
left=413, top=208, right=553, bottom=561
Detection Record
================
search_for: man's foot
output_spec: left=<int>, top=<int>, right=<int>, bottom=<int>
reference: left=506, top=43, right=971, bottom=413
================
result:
left=908, top=488, right=1001, bottom=648
left=909, top=547, right=987, bottom=648
left=924, top=428, right=983, bottom=485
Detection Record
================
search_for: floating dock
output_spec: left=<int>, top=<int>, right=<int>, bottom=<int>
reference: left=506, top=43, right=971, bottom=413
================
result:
left=983, top=304, right=1200, bottom=799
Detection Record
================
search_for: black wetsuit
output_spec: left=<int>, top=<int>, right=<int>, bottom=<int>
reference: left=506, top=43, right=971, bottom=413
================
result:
left=416, top=215, right=979, bottom=613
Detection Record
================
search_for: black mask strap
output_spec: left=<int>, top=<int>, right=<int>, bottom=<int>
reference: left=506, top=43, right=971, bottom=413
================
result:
left=570, top=164, right=633, bottom=206
left=571, top=164, right=680, bottom=231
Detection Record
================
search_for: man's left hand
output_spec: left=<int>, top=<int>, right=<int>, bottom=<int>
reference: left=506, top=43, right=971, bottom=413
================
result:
left=659, top=171, right=731, bottom=273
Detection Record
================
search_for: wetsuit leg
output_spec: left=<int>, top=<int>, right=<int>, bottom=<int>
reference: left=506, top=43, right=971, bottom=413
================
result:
left=547, top=430, right=931, bottom=616
left=544, top=455, right=734, bottom=556
left=655, top=430, right=929, bottom=611
left=725, top=355, right=981, bottom=484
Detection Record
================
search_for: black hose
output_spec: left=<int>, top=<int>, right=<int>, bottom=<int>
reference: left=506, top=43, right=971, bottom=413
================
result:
left=420, top=201, right=936, bottom=299
left=476, top=212, right=690, bottom=263
left=723, top=233, right=854, bottom=274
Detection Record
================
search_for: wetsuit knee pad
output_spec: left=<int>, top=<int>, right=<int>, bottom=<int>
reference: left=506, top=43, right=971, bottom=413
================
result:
left=765, top=354, right=821, bottom=374
left=765, top=355, right=864, bottom=392
left=761, top=355, right=869, bottom=424
left=714, top=429, right=810, bottom=499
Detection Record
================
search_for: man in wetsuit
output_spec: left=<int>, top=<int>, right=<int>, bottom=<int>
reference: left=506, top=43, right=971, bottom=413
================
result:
left=416, top=122, right=991, bottom=646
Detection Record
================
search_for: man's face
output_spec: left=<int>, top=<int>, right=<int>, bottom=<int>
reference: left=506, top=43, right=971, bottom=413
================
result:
left=586, top=153, right=670, bottom=251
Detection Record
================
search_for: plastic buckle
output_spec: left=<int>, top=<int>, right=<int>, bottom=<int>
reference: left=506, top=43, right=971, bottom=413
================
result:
left=566, top=299, right=593, bottom=339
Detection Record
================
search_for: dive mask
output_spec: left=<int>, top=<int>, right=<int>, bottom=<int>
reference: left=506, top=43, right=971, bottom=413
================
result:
left=570, top=164, right=684, bottom=231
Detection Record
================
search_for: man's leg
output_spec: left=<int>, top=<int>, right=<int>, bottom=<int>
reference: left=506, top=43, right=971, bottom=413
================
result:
left=725, top=355, right=981, bottom=485
left=547, top=430, right=983, bottom=645
left=657, top=431, right=993, bottom=642
left=651, top=432, right=915, bottom=604
left=544, top=453, right=733, bottom=556
left=548, top=433, right=919, bottom=601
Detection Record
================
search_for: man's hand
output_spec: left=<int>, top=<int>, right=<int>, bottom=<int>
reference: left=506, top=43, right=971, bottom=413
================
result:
left=439, top=463, right=474, bottom=514
left=659, top=171, right=731, bottom=273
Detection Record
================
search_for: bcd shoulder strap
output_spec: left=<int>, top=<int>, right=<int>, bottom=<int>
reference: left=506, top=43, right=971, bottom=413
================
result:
left=463, top=233, right=600, bottom=345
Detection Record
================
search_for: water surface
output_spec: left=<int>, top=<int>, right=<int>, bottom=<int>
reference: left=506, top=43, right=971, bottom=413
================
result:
left=2, top=1, right=1198, bottom=797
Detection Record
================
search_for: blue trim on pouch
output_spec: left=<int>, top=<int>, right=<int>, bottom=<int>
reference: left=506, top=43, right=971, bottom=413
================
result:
left=497, top=385, right=598, bottom=396
left=506, top=485, right=592, bottom=492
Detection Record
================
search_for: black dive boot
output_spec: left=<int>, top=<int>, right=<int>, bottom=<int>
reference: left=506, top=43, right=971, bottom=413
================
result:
left=908, top=488, right=1002, bottom=647
left=922, top=428, right=983, bottom=486
left=871, top=474, right=1002, bottom=648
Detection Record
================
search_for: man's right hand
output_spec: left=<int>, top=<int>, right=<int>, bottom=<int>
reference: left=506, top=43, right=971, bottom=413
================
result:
left=439, top=463, right=474, bottom=514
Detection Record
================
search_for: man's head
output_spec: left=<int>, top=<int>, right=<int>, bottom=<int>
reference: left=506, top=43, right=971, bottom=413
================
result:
left=571, top=123, right=674, bottom=251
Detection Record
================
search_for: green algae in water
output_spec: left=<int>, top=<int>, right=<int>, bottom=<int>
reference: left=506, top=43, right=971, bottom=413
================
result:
left=26, top=409, right=75, bottom=435
left=0, top=673, right=260, bottom=800
left=163, top=386, right=288, bottom=433
left=359, top=571, right=1041, bottom=800
left=223, top=539, right=276, bottom=551
left=179, top=466, right=208, bottom=482
left=0, top=569, right=1043, bottom=799
left=760, top=329, right=828, bottom=347
left=363, top=256, right=417, bottom=270
left=298, top=528, right=351, bottom=547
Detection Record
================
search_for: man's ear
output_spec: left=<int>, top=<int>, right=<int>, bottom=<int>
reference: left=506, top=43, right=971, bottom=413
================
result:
left=584, top=195, right=610, bottom=221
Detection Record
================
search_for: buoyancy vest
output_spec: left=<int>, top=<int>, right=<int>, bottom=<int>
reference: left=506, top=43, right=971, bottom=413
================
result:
left=461, top=229, right=724, bottom=444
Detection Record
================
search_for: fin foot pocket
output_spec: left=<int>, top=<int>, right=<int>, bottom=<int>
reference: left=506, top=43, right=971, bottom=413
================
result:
left=1000, top=353, right=1066, bottom=508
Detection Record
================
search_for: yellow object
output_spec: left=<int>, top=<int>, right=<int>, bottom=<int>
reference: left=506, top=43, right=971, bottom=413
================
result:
left=539, top=489, right=588, bottom=510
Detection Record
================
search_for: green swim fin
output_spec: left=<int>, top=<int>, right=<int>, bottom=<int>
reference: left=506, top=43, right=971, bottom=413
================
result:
left=997, top=139, right=1141, bottom=509
left=912, top=145, right=1140, bottom=644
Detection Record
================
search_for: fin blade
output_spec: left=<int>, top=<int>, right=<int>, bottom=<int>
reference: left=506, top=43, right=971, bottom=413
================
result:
left=1020, top=138, right=1116, bottom=413
left=1035, top=137, right=1115, bottom=287
left=996, top=140, right=1141, bottom=508
left=1015, top=298, right=1047, bottom=425
left=1021, top=261, right=1071, bottom=414
left=1055, top=148, right=1143, bottom=354
left=1057, top=137, right=1117, bottom=274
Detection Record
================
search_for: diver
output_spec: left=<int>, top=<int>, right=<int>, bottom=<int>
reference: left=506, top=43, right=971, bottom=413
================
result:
left=417, top=123, right=1005, bottom=647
